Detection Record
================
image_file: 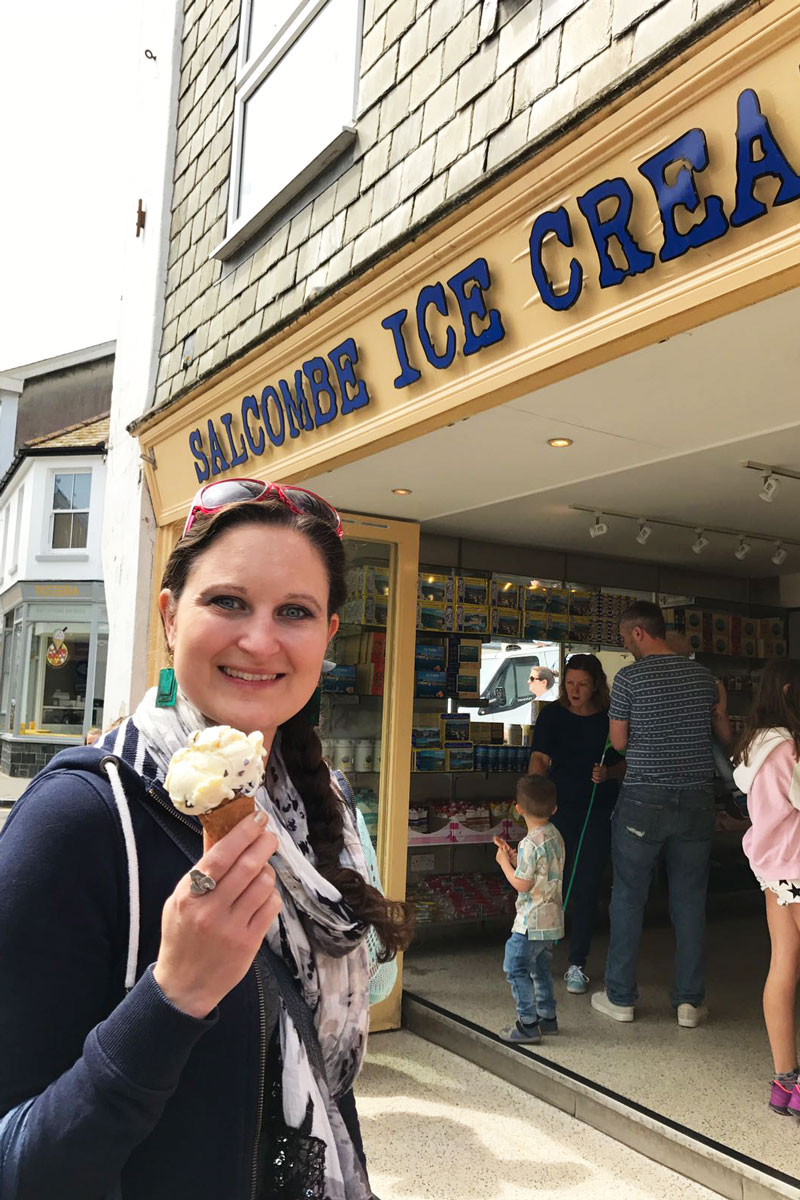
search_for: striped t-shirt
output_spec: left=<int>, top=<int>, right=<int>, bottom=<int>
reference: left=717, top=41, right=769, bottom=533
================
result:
left=609, top=655, right=718, bottom=786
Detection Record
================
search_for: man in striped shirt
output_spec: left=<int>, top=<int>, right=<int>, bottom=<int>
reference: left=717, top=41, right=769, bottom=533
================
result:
left=591, top=601, right=731, bottom=1029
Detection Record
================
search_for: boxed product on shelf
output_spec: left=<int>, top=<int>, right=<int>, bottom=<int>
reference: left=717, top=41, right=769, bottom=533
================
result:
left=452, top=636, right=482, bottom=665
left=489, top=800, right=511, bottom=825
left=457, top=576, right=490, bottom=606
left=758, top=639, right=788, bottom=658
left=491, top=579, right=521, bottom=608
left=569, top=588, right=594, bottom=616
left=569, top=614, right=591, bottom=639
left=343, top=595, right=388, bottom=626
left=418, top=572, right=454, bottom=604
left=414, top=642, right=446, bottom=671
left=523, top=611, right=549, bottom=640
left=546, top=612, right=569, bottom=639
left=321, top=664, right=357, bottom=694
left=412, top=725, right=441, bottom=748
left=742, top=617, right=759, bottom=639
left=461, top=803, right=490, bottom=830
left=457, top=670, right=480, bottom=698
left=355, top=662, right=384, bottom=696
left=346, top=565, right=390, bottom=597
left=412, top=748, right=446, bottom=771
left=446, top=745, right=475, bottom=772
left=524, top=582, right=548, bottom=610
left=417, top=601, right=454, bottom=632
left=760, top=616, right=785, bottom=640
left=546, top=587, right=570, bottom=614
left=440, top=711, right=470, bottom=743
left=415, top=670, right=448, bottom=698
left=491, top=607, right=522, bottom=637
left=456, top=604, right=490, bottom=634
left=711, top=613, right=731, bottom=636
left=408, top=804, right=428, bottom=833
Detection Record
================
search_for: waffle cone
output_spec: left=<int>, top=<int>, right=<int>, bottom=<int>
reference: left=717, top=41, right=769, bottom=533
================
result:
left=199, top=791, right=256, bottom=850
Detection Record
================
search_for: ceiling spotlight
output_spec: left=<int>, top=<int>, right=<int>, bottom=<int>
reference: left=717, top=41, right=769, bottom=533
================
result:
left=391, top=487, right=412, bottom=496
left=734, top=536, right=751, bottom=561
left=760, top=473, right=780, bottom=503
left=547, top=437, right=573, bottom=448
left=772, top=542, right=788, bottom=566
left=692, top=529, right=709, bottom=555
left=589, top=514, right=608, bottom=539
left=635, top=519, right=652, bottom=546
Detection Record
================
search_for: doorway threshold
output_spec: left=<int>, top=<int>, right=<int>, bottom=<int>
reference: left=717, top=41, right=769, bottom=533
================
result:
left=403, top=992, right=799, bottom=1200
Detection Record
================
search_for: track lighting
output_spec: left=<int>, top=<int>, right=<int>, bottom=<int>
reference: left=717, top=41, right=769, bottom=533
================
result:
left=692, top=529, right=709, bottom=555
left=734, top=537, right=751, bottom=561
left=772, top=542, right=788, bottom=566
left=589, top=514, right=608, bottom=539
left=760, top=474, right=780, bottom=503
left=635, top=520, right=652, bottom=546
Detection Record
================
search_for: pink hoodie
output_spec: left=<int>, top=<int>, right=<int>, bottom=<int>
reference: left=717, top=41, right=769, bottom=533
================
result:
left=733, top=730, right=800, bottom=879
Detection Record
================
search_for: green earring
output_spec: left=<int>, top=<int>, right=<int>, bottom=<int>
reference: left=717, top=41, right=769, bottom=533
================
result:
left=155, top=667, right=177, bottom=708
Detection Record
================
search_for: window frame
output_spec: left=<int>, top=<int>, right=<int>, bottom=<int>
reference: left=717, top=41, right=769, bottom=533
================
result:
left=47, top=470, right=92, bottom=553
left=217, top=0, right=362, bottom=261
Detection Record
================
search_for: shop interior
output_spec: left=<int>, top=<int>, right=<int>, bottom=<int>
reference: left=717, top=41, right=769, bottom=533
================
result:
left=306, top=285, right=800, bottom=1180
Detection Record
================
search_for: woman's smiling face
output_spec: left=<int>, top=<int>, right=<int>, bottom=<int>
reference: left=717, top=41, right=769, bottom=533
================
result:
left=159, top=523, right=338, bottom=739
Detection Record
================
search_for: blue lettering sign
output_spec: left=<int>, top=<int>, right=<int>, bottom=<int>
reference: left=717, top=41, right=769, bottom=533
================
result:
left=446, top=258, right=505, bottom=356
left=219, top=412, right=248, bottom=467
left=416, top=282, right=456, bottom=369
left=304, top=356, right=338, bottom=426
left=279, top=372, right=314, bottom=439
left=206, top=419, right=230, bottom=476
left=261, top=386, right=286, bottom=447
left=381, top=309, right=422, bottom=389
left=529, top=207, right=583, bottom=310
left=189, top=429, right=210, bottom=483
left=329, top=337, right=370, bottom=414
left=639, top=129, right=728, bottom=262
left=242, top=395, right=265, bottom=456
left=731, top=88, right=800, bottom=228
left=577, top=177, right=655, bottom=287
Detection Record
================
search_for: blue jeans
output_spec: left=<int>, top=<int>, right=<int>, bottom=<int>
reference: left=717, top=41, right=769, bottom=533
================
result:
left=503, top=932, right=557, bottom=1022
left=604, top=783, right=715, bottom=1008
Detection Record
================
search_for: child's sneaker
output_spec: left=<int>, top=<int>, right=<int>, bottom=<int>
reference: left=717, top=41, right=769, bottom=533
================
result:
left=538, top=1015, right=559, bottom=1035
left=788, top=1083, right=800, bottom=1118
left=769, top=1079, right=796, bottom=1114
left=564, top=965, right=589, bottom=994
left=499, top=1019, right=542, bottom=1045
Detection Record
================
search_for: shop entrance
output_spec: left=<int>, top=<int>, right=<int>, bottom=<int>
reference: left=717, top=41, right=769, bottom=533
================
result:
left=303, top=284, right=800, bottom=1181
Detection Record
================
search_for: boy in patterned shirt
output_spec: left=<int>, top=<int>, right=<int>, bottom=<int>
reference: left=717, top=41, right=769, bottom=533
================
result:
left=494, top=775, right=565, bottom=1044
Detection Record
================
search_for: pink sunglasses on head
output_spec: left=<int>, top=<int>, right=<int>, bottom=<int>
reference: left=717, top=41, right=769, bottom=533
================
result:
left=182, top=477, right=343, bottom=539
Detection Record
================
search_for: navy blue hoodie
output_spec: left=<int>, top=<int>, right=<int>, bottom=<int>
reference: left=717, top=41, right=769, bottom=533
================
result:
left=0, top=746, right=285, bottom=1199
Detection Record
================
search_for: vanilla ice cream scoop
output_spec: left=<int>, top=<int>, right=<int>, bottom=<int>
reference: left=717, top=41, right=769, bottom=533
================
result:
left=166, top=725, right=266, bottom=816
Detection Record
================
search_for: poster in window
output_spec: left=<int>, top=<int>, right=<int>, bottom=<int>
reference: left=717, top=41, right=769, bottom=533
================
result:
left=46, top=627, right=69, bottom=669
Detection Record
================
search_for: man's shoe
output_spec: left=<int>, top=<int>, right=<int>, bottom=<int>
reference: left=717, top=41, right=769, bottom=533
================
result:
left=537, top=1015, right=559, bottom=1035
left=677, top=1003, right=708, bottom=1028
left=564, top=965, right=589, bottom=994
left=499, top=1019, right=542, bottom=1045
left=591, top=990, right=635, bottom=1022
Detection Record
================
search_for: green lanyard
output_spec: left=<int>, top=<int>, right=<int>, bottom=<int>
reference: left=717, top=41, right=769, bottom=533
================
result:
left=562, top=736, right=615, bottom=912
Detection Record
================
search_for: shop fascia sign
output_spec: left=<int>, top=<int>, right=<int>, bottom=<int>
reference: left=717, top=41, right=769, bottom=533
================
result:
left=188, top=84, right=800, bottom=484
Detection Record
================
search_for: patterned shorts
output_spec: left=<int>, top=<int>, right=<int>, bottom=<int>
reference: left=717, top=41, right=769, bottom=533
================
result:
left=755, top=876, right=800, bottom=906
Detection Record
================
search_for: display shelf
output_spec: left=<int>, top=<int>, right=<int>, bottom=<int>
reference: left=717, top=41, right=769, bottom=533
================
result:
left=407, top=818, right=521, bottom=847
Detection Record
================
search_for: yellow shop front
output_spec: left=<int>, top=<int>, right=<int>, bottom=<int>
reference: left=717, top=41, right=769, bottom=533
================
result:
left=137, top=1, right=800, bottom=1182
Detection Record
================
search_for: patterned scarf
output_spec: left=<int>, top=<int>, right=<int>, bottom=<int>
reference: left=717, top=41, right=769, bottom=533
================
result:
left=101, top=687, right=372, bottom=1200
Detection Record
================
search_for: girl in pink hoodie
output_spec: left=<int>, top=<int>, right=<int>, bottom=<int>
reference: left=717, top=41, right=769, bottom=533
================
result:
left=733, top=659, right=800, bottom=1117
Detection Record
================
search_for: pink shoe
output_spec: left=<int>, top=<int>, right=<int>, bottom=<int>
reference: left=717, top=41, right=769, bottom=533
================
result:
left=769, top=1079, right=795, bottom=1114
left=788, top=1083, right=800, bottom=1118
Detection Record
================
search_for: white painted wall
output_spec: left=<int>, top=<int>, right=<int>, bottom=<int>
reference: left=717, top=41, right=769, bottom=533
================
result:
left=102, top=0, right=183, bottom=720
left=0, top=454, right=106, bottom=592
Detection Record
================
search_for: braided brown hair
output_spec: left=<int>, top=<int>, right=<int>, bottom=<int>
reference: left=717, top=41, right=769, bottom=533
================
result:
left=161, top=497, right=414, bottom=958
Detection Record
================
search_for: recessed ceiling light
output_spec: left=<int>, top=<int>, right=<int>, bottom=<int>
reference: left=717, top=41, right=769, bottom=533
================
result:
left=392, top=487, right=412, bottom=495
left=547, top=437, right=573, bottom=448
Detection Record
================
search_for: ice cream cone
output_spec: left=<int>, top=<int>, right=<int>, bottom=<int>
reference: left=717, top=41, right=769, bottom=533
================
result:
left=199, top=791, right=256, bottom=850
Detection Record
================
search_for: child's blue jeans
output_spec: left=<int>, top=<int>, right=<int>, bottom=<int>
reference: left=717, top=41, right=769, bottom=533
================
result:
left=503, top=932, right=557, bottom=1023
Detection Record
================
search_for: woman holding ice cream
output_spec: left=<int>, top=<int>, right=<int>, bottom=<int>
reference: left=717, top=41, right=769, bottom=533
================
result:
left=0, top=478, right=412, bottom=1198
left=733, top=659, right=800, bottom=1118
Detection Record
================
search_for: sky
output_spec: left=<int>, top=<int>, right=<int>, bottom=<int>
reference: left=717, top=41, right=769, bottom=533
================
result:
left=0, top=3, right=129, bottom=371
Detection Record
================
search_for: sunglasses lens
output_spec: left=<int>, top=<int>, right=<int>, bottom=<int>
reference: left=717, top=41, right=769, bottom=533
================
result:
left=201, top=479, right=266, bottom=507
left=280, top=487, right=340, bottom=527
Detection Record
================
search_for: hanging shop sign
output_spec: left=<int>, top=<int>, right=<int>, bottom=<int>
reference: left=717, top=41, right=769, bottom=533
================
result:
left=46, top=627, right=69, bottom=669
left=137, top=0, right=800, bottom=524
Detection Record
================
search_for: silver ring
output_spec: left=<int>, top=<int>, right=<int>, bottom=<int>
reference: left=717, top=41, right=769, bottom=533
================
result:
left=189, top=868, right=217, bottom=896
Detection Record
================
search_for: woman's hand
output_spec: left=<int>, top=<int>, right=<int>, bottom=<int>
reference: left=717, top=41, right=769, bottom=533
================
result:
left=153, top=812, right=281, bottom=1018
left=592, top=764, right=608, bottom=783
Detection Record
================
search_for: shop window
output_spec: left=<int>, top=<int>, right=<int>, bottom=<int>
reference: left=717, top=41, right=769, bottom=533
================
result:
left=25, top=623, right=91, bottom=736
left=50, top=472, right=91, bottom=550
left=225, top=0, right=361, bottom=250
